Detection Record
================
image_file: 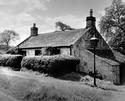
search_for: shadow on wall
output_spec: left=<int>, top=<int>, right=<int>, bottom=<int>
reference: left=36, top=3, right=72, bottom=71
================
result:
left=88, top=49, right=115, bottom=60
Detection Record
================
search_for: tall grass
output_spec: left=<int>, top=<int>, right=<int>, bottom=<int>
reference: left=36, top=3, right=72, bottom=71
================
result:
left=0, top=68, right=111, bottom=101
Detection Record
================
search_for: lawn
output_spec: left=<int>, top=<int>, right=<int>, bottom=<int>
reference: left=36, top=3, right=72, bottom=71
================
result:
left=0, top=67, right=118, bottom=101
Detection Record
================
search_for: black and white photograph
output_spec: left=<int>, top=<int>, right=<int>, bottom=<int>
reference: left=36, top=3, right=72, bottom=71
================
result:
left=0, top=0, right=124, bottom=101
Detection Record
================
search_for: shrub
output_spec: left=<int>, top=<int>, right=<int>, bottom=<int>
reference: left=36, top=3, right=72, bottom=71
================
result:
left=0, top=54, right=23, bottom=70
left=21, top=55, right=80, bottom=76
left=6, top=47, right=19, bottom=54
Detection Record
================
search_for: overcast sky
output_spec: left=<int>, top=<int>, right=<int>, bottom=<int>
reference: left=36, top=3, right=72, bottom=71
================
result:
left=0, top=0, right=122, bottom=45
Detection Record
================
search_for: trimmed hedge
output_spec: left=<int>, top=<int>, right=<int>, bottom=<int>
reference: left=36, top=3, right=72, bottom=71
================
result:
left=0, top=54, right=23, bottom=70
left=21, top=55, right=80, bottom=76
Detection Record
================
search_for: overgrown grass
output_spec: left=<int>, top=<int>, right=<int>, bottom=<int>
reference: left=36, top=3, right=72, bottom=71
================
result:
left=0, top=67, right=112, bottom=101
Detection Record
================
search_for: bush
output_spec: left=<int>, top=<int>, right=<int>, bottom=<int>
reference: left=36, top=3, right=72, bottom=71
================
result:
left=21, top=55, right=80, bottom=76
left=0, top=54, right=23, bottom=70
left=6, top=47, right=19, bottom=54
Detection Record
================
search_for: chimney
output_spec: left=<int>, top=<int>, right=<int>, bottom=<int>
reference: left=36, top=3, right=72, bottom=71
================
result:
left=31, top=23, right=38, bottom=36
left=86, top=9, right=96, bottom=28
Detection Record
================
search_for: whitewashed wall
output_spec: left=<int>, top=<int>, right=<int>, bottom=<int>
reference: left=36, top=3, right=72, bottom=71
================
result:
left=25, top=48, right=71, bottom=56
left=41, top=48, right=46, bottom=55
left=26, top=49, right=35, bottom=56
left=60, top=48, right=70, bottom=55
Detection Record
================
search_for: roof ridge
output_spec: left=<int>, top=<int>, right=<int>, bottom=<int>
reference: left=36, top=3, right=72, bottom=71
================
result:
left=38, top=28, right=84, bottom=36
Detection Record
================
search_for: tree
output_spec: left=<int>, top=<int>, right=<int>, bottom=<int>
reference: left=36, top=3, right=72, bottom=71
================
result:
left=55, top=21, right=75, bottom=31
left=99, top=0, right=125, bottom=50
left=0, top=30, right=19, bottom=49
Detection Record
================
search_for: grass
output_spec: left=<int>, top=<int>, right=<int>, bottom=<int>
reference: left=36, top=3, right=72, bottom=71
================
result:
left=0, top=67, right=114, bottom=101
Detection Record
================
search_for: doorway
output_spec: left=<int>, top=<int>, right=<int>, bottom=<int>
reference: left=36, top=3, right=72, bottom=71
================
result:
left=120, top=63, right=125, bottom=84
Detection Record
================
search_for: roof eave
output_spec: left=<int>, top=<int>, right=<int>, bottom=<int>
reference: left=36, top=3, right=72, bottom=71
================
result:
left=16, top=36, right=32, bottom=48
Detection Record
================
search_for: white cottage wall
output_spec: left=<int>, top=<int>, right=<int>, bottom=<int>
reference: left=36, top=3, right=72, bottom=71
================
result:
left=26, top=49, right=35, bottom=56
left=60, top=48, right=71, bottom=55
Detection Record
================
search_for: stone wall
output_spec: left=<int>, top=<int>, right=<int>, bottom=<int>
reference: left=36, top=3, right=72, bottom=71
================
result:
left=81, top=28, right=110, bottom=50
left=72, top=40, right=120, bottom=84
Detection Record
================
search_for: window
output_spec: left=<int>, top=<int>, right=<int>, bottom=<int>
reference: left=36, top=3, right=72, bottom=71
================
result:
left=35, top=50, right=41, bottom=56
left=45, top=47, right=61, bottom=55
left=53, top=48, right=60, bottom=55
left=21, top=51, right=26, bottom=56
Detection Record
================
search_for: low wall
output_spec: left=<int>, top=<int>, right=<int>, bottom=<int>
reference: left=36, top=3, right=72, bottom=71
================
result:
left=73, top=48, right=120, bottom=84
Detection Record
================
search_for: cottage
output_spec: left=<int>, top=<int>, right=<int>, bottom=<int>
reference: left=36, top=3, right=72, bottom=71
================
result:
left=17, top=10, right=125, bottom=84
left=17, top=10, right=110, bottom=56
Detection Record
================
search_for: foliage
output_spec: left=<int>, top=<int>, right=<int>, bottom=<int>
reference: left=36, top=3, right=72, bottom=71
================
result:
left=55, top=21, right=75, bottom=31
left=0, top=30, right=19, bottom=48
left=6, top=47, right=19, bottom=54
left=0, top=54, right=23, bottom=70
left=21, top=55, right=80, bottom=76
left=99, top=0, right=125, bottom=52
left=0, top=45, right=11, bottom=53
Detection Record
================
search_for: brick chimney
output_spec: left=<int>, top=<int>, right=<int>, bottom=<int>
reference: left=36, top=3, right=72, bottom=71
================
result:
left=31, top=23, right=38, bottom=36
left=86, top=9, right=96, bottom=28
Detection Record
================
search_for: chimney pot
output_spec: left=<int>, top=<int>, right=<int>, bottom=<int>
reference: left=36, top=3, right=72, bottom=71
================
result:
left=90, top=9, right=93, bottom=17
left=31, top=23, right=38, bottom=36
left=86, top=9, right=96, bottom=28
left=33, top=23, right=36, bottom=27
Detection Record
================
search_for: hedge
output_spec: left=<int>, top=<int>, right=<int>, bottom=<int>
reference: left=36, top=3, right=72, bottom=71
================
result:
left=21, top=55, right=80, bottom=76
left=6, top=47, right=19, bottom=54
left=0, top=54, right=23, bottom=70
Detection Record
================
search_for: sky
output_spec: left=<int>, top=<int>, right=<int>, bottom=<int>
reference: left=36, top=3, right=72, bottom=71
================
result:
left=0, top=0, right=122, bottom=45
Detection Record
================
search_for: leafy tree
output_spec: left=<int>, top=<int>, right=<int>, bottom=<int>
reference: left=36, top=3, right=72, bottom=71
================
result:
left=55, top=21, right=75, bottom=31
left=99, top=0, right=125, bottom=51
left=0, top=30, right=19, bottom=49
